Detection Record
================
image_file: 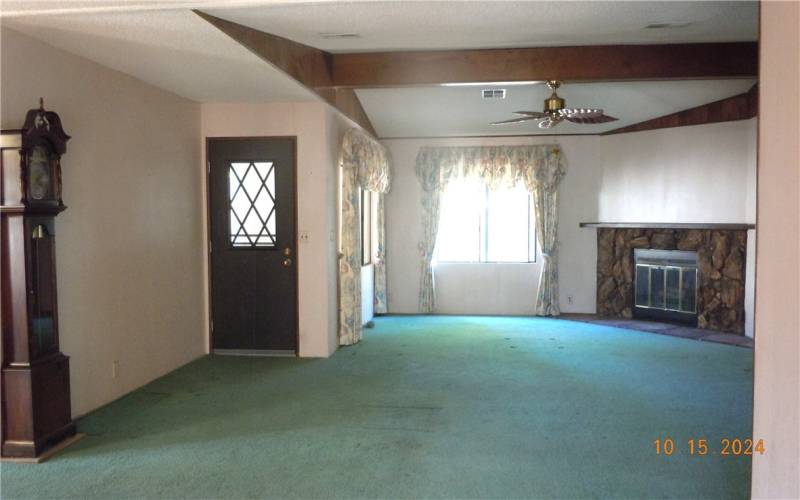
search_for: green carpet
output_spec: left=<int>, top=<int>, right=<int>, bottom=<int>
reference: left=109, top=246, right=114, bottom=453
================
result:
left=1, top=316, right=753, bottom=499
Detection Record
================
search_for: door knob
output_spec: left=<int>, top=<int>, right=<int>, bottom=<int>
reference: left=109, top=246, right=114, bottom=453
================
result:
left=283, top=258, right=292, bottom=268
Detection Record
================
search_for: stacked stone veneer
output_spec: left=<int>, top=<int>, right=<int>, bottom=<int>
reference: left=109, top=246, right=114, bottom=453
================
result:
left=596, top=228, right=747, bottom=334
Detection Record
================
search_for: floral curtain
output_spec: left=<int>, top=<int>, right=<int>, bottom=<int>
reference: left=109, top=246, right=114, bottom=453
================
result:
left=338, top=128, right=391, bottom=345
left=417, top=187, right=442, bottom=313
left=338, top=165, right=362, bottom=346
left=524, top=149, right=566, bottom=316
left=414, top=145, right=566, bottom=315
left=414, top=154, right=458, bottom=313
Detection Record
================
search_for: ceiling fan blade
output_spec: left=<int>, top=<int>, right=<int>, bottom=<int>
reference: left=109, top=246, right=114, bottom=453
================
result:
left=537, top=116, right=563, bottom=129
left=559, top=108, right=618, bottom=124
left=490, top=116, right=542, bottom=125
left=565, top=114, right=618, bottom=124
left=512, top=111, right=548, bottom=118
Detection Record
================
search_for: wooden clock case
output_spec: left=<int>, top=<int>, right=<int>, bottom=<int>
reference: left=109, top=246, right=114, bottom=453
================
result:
left=1, top=102, right=76, bottom=459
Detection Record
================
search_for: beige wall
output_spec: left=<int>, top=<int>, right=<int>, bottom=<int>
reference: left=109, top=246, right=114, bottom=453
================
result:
left=201, top=102, right=346, bottom=357
left=752, top=1, right=800, bottom=498
left=383, top=120, right=757, bottom=323
left=0, top=28, right=206, bottom=417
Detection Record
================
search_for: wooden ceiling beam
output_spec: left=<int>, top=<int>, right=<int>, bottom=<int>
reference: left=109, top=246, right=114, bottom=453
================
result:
left=602, top=84, right=758, bottom=135
left=194, top=11, right=377, bottom=137
left=329, top=42, right=758, bottom=88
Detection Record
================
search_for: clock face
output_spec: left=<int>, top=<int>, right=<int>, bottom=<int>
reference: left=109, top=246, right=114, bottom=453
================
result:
left=28, top=146, right=51, bottom=201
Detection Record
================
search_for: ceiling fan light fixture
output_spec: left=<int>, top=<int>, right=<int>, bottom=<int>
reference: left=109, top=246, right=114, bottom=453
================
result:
left=489, top=80, right=618, bottom=129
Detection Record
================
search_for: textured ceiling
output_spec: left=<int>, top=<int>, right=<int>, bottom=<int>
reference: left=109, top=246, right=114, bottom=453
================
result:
left=3, top=1, right=758, bottom=51
left=204, top=1, right=758, bottom=52
left=1, top=9, right=315, bottom=102
left=356, top=80, right=758, bottom=138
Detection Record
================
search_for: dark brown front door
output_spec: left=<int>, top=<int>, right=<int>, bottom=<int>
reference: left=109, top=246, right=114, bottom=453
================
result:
left=208, top=138, right=297, bottom=352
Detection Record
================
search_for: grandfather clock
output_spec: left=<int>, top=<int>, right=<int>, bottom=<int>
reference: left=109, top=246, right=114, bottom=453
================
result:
left=1, top=100, right=76, bottom=459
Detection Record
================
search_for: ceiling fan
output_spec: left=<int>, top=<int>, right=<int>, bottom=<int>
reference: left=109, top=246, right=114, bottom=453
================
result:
left=490, top=80, right=618, bottom=129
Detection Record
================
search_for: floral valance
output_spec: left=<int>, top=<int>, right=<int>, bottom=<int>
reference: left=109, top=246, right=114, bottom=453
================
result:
left=415, top=144, right=565, bottom=193
left=340, top=128, right=391, bottom=193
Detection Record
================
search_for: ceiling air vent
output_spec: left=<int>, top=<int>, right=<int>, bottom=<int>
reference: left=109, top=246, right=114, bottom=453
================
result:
left=482, top=89, right=506, bottom=99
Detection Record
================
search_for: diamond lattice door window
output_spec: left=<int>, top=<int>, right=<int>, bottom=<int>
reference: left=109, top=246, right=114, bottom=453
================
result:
left=228, top=161, right=276, bottom=248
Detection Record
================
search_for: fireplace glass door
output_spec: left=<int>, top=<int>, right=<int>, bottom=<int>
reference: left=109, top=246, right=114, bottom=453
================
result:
left=634, top=249, right=698, bottom=324
left=635, top=264, right=696, bottom=313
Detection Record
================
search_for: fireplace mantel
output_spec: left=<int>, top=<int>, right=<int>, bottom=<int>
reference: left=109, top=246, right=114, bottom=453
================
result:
left=580, top=222, right=756, bottom=230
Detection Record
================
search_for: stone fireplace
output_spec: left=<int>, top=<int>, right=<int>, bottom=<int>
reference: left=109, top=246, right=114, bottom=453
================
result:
left=592, top=226, right=749, bottom=334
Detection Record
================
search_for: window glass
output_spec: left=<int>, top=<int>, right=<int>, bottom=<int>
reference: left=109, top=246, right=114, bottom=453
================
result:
left=361, top=189, right=372, bottom=265
left=436, top=179, right=484, bottom=262
left=486, top=184, right=530, bottom=262
left=229, top=161, right=276, bottom=248
left=436, top=180, right=534, bottom=263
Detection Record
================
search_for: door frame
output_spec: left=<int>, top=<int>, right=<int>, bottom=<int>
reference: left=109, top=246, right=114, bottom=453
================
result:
left=204, top=136, right=300, bottom=355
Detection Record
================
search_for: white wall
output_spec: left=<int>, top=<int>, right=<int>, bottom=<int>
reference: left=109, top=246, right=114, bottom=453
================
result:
left=435, top=263, right=540, bottom=315
left=384, top=119, right=757, bottom=332
left=1, top=29, right=206, bottom=417
left=201, top=102, right=346, bottom=357
left=361, top=265, right=374, bottom=323
left=596, top=121, right=756, bottom=223
left=751, top=2, right=800, bottom=497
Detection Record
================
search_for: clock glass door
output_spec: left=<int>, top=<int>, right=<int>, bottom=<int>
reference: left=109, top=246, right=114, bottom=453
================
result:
left=28, top=145, right=52, bottom=201
left=29, top=220, right=58, bottom=358
left=207, top=138, right=297, bottom=353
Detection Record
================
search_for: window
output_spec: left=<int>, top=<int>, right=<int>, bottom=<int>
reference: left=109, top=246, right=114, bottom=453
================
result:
left=436, top=179, right=536, bottom=263
left=360, top=188, right=375, bottom=265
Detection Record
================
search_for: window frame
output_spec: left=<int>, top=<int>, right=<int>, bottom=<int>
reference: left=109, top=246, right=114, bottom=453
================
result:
left=436, top=183, right=538, bottom=264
